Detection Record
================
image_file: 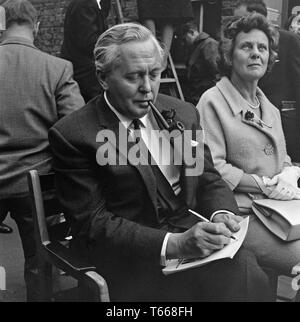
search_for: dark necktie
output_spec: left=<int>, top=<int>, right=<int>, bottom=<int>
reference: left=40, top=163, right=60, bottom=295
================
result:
left=130, top=119, right=142, bottom=143
left=130, top=119, right=187, bottom=223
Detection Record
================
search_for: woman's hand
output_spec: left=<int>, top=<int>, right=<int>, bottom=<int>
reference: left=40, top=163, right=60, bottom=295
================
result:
left=263, top=168, right=300, bottom=200
left=267, top=166, right=300, bottom=189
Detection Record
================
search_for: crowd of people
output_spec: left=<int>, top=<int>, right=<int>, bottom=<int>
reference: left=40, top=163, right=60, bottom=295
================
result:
left=1, top=0, right=300, bottom=302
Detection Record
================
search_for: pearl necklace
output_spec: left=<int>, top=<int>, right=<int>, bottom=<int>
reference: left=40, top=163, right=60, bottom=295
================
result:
left=246, top=96, right=260, bottom=109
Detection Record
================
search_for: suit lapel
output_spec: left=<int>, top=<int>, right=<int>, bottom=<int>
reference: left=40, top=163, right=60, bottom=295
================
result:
left=217, top=77, right=278, bottom=146
left=95, top=96, right=158, bottom=211
left=155, top=97, right=198, bottom=209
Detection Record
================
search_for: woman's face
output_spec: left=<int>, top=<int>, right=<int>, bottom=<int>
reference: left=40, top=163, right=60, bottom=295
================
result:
left=231, top=29, right=270, bottom=83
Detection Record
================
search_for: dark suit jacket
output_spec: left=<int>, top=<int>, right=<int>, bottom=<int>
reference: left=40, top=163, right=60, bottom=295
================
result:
left=61, top=0, right=111, bottom=102
left=49, top=93, right=239, bottom=298
left=260, top=29, right=300, bottom=162
left=0, top=36, right=84, bottom=199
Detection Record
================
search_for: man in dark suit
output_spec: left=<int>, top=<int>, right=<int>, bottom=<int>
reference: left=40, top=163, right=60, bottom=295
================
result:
left=49, top=23, right=272, bottom=301
left=234, top=0, right=300, bottom=162
left=0, top=0, right=84, bottom=301
left=61, top=0, right=111, bottom=103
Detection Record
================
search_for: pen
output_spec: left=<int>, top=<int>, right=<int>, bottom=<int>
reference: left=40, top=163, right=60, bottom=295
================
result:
left=188, top=209, right=237, bottom=241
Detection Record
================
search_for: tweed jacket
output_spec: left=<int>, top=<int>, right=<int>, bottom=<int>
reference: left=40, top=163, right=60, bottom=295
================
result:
left=197, top=77, right=291, bottom=209
left=0, top=36, right=84, bottom=198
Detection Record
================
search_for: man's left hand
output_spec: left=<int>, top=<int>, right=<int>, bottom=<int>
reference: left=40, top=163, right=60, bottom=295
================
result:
left=212, top=212, right=243, bottom=233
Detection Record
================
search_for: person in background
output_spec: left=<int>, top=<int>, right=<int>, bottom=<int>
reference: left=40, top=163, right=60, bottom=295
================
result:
left=137, top=0, right=193, bottom=59
left=0, top=0, right=84, bottom=300
left=198, top=13, right=300, bottom=280
left=0, top=4, right=12, bottom=235
left=182, top=22, right=219, bottom=105
left=61, top=0, right=111, bottom=103
left=234, top=0, right=300, bottom=163
left=49, top=22, right=272, bottom=302
left=285, top=13, right=300, bottom=36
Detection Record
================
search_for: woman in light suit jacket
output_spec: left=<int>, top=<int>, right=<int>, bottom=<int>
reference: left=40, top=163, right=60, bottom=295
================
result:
left=198, top=13, right=300, bottom=276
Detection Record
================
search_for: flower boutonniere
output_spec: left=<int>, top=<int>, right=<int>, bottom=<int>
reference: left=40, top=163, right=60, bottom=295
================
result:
left=244, top=110, right=272, bottom=129
left=161, top=108, right=185, bottom=132
left=245, top=111, right=255, bottom=122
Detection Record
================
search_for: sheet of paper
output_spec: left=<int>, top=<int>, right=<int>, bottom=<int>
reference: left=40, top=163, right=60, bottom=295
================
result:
left=162, top=217, right=249, bottom=275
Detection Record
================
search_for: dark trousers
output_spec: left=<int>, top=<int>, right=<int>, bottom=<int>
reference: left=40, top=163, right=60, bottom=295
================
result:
left=91, top=247, right=273, bottom=302
left=0, top=196, right=37, bottom=301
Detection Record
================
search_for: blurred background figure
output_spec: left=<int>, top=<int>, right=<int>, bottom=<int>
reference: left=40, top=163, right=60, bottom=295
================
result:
left=286, top=13, right=300, bottom=35
left=182, top=22, right=219, bottom=105
left=61, top=0, right=111, bottom=103
left=0, top=3, right=13, bottom=235
left=234, top=0, right=300, bottom=163
left=0, top=0, right=84, bottom=300
left=137, top=0, right=193, bottom=62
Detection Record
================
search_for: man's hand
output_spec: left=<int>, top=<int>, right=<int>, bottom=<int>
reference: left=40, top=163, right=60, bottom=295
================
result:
left=166, top=222, right=232, bottom=260
left=212, top=212, right=243, bottom=232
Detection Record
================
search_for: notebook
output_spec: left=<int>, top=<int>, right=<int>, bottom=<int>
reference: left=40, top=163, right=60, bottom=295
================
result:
left=252, top=199, right=300, bottom=241
left=162, top=217, right=249, bottom=275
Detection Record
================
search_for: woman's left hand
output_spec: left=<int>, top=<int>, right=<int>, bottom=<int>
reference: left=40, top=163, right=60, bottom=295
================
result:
left=264, top=167, right=300, bottom=200
left=266, top=166, right=300, bottom=189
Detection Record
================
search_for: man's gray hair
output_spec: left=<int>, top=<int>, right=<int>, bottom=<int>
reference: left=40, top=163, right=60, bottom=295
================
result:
left=1, top=0, right=37, bottom=28
left=94, top=22, right=165, bottom=76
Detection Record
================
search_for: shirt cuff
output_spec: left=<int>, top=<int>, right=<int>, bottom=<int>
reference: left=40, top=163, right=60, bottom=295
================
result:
left=160, top=232, right=171, bottom=267
left=210, top=210, right=236, bottom=222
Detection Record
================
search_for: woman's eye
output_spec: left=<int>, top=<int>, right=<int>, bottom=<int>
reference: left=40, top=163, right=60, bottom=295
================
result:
left=242, top=44, right=251, bottom=50
left=259, top=45, right=268, bottom=51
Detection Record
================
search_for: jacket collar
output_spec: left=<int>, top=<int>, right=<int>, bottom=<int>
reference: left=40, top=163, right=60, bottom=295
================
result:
left=217, top=77, right=273, bottom=122
left=216, top=76, right=276, bottom=140
left=0, top=36, right=36, bottom=49
left=94, top=94, right=158, bottom=210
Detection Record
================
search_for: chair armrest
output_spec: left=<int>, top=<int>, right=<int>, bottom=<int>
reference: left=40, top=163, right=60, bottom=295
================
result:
left=42, top=240, right=97, bottom=279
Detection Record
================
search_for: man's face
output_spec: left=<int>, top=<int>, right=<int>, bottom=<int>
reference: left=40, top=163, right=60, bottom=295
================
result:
left=184, top=30, right=198, bottom=47
left=234, top=5, right=250, bottom=17
left=102, top=39, right=162, bottom=119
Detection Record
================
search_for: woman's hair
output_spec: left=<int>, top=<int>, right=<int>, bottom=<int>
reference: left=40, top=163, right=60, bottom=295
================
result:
left=218, top=13, right=278, bottom=77
left=235, top=0, right=268, bottom=17
left=94, top=22, right=165, bottom=77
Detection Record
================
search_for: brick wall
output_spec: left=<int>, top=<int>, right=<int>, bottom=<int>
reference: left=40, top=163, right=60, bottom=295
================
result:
left=31, top=0, right=70, bottom=56
left=31, top=0, right=139, bottom=56
left=29, top=0, right=239, bottom=56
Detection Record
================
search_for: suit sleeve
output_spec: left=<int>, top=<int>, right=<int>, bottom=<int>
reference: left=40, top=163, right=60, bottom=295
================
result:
left=192, top=106, right=240, bottom=218
left=48, top=124, right=166, bottom=263
left=55, top=62, right=85, bottom=118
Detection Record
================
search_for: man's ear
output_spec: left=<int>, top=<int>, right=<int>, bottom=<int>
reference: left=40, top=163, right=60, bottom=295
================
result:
left=33, top=21, right=40, bottom=38
left=96, top=71, right=109, bottom=91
